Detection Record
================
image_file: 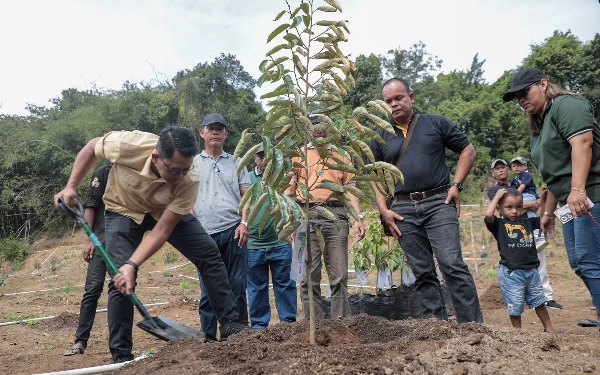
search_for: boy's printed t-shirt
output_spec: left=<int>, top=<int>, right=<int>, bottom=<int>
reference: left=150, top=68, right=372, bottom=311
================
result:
left=485, top=216, right=541, bottom=271
left=511, top=171, right=539, bottom=198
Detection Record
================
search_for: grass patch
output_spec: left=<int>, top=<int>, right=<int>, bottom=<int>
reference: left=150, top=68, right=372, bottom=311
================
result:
left=0, top=236, right=28, bottom=269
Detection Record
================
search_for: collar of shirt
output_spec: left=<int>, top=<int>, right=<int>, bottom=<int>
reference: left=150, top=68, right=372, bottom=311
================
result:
left=496, top=181, right=512, bottom=187
left=254, top=166, right=263, bottom=176
left=306, top=143, right=332, bottom=150
left=140, top=150, right=164, bottom=181
left=200, top=150, right=230, bottom=160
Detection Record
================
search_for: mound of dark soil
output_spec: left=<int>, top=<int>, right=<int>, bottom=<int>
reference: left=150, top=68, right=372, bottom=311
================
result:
left=116, top=315, right=597, bottom=375
left=36, top=312, right=79, bottom=331
left=479, top=281, right=504, bottom=310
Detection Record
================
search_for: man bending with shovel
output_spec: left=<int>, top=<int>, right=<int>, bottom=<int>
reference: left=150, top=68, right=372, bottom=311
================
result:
left=54, top=126, right=248, bottom=364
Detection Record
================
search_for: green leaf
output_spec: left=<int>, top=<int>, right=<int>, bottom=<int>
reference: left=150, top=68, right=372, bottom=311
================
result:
left=261, top=136, right=273, bottom=161
left=283, top=74, right=294, bottom=92
left=257, top=72, right=268, bottom=88
left=351, top=173, right=382, bottom=182
left=341, top=145, right=364, bottom=168
left=322, top=162, right=359, bottom=175
left=275, top=64, right=285, bottom=82
left=315, top=206, right=341, bottom=230
left=316, top=145, right=330, bottom=159
left=302, top=15, right=310, bottom=28
left=265, top=56, right=289, bottom=71
left=264, top=108, right=287, bottom=132
left=257, top=202, right=273, bottom=236
left=267, top=23, right=290, bottom=43
left=267, top=186, right=278, bottom=211
left=367, top=114, right=396, bottom=135
left=237, top=144, right=262, bottom=175
left=260, top=90, right=287, bottom=100
left=290, top=15, right=303, bottom=29
left=277, top=221, right=301, bottom=241
left=284, top=195, right=303, bottom=222
left=300, top=3, right=310, bottom=15
left=259, top=59, right=269, bottom=73
left=273, top=10, right=286, bottom=21
left=362, top=126, right=386, bottom=145
left=314, top=181, right=344, bottom=193
left=248, top=192, right=269, bottom=228
left=290, top=5, right=302, bottom=18
left=315, top=20, right=339, bottom=26
left=314, top=227, right=326, bottom=251
left=354, top=140, right=375, bottom=163
left=233, top=129, right=252, bottom=160
left=266, top=43, right=289, bottom=57
left=238, top=183, right=258, bottom=215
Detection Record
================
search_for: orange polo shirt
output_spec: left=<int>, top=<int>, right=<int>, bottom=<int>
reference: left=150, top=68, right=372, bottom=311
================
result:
left=291, top=147, right=354, bottom=203
left=94, top=130, right=200, bottom=224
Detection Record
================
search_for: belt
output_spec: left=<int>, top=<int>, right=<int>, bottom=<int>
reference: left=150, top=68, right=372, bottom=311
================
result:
left=308, top=201, right=344, bottom=208
left=394, top=184, right=451, bottom=202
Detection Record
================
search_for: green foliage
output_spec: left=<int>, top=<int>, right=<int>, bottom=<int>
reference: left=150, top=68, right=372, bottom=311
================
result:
left=178, top=282, right=190, bottom=291
left=163, top=248, right=178, bottom=267
left=483, top=268, right=497, bottom=280
left=0, top=236, right=28, bottom=268
left=351, top=211, right=406, bottom=272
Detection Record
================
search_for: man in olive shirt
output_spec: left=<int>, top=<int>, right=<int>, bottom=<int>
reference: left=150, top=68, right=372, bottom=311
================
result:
left=54, top=126, right=247, bottom=363
left=247, top=145, right=297, bottom=329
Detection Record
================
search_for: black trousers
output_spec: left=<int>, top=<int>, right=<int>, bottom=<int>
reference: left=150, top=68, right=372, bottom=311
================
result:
left=105, top=211, right=239, bottom=356
left=74, top=253, right=107, bottom=347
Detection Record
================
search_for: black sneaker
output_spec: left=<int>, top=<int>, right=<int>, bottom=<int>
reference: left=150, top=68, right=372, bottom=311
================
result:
left=546, top=300, right=563, bottom=309
left=219, top=321, right=250, bottom=341
left=110, top=354, right=134, bottom=364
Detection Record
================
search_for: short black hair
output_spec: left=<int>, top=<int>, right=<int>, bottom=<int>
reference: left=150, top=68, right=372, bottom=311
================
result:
left=498, top=188, right=522, bottom=206
left=157, top=126, right=198, bottom=159
left=382, top=77, right=412, bottom=94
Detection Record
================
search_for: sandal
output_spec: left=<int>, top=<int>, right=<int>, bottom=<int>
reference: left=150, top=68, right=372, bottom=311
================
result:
left=63, top=342, right=85, bottom=356
left=577, top=319, right=599, bottom=328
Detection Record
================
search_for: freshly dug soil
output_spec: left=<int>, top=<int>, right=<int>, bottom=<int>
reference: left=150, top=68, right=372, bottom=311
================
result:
left=117, top=315, right=597, bottom=375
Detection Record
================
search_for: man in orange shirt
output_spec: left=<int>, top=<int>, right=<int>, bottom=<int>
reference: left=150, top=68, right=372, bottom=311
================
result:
left=287, top=115, right=365, bottom=320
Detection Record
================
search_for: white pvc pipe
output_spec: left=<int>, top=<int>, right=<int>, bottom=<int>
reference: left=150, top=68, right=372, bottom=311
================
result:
left=0, top=303, right=169, bottom=327
left=33, top=354, right=148, bottom=375
left=1, top=284, right=86, bottom=297
left=149, top=261, right=192, bottom=273
left=178, top=274, right=199, bottom=281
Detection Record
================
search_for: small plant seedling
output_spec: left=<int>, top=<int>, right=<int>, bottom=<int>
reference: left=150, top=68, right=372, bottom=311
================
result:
left=484, top=268, right=497, bottom=280
left=178, top=282, right=190, bottom=291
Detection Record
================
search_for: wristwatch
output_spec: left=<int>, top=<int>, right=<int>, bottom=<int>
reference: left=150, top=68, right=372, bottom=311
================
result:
left=451, top=182, right=464, bottom=192
left=240, top=220, right=248, bottom=227
left=125, top=259, right=139, bottom=272
left=358, top=213, right=364, bottom=220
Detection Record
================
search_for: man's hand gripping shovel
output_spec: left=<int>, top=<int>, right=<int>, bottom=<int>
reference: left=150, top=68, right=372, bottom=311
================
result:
left=57, top=198, right=204, bottom=341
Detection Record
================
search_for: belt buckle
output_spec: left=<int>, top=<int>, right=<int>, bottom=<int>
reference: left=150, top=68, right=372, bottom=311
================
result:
left=409, top=192, right=424, bottom=201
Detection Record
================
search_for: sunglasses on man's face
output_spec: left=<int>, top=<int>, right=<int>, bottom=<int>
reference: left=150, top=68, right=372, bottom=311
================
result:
left=160, top=155, right=194, bottom=175
left=513, top=81, right=540, bottom=102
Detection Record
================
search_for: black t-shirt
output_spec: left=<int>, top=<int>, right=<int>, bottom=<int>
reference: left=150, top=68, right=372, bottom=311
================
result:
left=83, top=164, right=112, bottom=243
left=369, top=114, right=470, bottom=194
left=485, top=216, right=540, bottom=271
left=487, top=182, right=511, bottom=201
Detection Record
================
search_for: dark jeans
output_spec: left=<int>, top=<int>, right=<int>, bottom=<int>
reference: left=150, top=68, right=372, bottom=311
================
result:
left=247, top=244, right=297, bottom=329
left=74, top=252, right=107, bottom=347
left=198, top=224, right=248, bottom=341
left=391, top=192, right=483, bottom=323
left=105, top=212, right=238, bottom=356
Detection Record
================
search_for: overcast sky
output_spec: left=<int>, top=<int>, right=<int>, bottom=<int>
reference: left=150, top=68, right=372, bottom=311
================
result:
left=0, top=0, right=598, bottom=115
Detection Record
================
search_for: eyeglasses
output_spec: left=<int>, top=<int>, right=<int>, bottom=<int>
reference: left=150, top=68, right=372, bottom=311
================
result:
left=160, top=155, right=194, bottom=175
left=513, top=81, right=540, bottom=102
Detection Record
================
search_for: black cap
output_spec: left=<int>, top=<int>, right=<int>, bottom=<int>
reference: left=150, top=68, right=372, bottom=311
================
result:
left=490, top=159, right=508, bottom=170
left=502, top=68, right=547, bottom=102
left=201, top=113, right=228, bottom=128
left=256, top=145, right=264, bottom=154
left=509, top=156, right=527, bottom=165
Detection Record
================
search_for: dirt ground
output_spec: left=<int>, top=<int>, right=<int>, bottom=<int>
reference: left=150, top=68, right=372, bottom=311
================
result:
left=1, top=208, right=599, bottom=374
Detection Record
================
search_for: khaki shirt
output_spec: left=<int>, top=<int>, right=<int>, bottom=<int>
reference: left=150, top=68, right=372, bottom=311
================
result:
left=291, top=147, right=354, bottom=203
left=95, top=130, right=200, bottom=224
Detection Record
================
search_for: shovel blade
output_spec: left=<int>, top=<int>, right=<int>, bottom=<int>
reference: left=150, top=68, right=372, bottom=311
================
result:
left=137, top=316, right=204, bottom=341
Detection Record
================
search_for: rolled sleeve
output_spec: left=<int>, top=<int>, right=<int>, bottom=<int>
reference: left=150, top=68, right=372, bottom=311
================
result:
left=440, top=116, right=470, bottom=153
left=237, top=160, right=251, bottom=188
left=554, top=97, right=595, bottom=140
left=167, top=180, right=200, bottom=216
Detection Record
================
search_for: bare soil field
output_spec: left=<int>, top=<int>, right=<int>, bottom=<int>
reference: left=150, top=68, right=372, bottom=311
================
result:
left=1, top=207, right=598, bottom=374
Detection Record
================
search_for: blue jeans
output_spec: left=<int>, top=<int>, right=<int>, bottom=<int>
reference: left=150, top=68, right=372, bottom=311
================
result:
left=247, top=244, right=297, bottom=329
left=498, top=264, right=546, bottom=316
left=198, top=224, right=248, bottom=341
left=562, top=202, right=600, bottom=312
left=523, top=193, right=544, bottom=241
left=391, top=192, right=483, bottom=323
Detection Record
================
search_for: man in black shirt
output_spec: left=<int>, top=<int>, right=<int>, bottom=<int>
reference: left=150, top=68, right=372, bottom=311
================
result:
left=64, top=164, right=111, bottom=356
left=369, top=77, right=483, bottom=323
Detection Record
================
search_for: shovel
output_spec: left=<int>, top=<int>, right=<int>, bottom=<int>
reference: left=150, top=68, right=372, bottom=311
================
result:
left=58, top=198, right=203, bottom=341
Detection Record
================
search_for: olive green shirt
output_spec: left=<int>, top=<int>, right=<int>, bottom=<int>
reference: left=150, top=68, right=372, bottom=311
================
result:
left=530, top=95, right=600, bottom=204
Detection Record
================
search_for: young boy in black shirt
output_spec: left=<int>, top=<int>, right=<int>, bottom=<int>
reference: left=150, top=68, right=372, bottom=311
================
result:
left=485, top=188, right=554, bottom=333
